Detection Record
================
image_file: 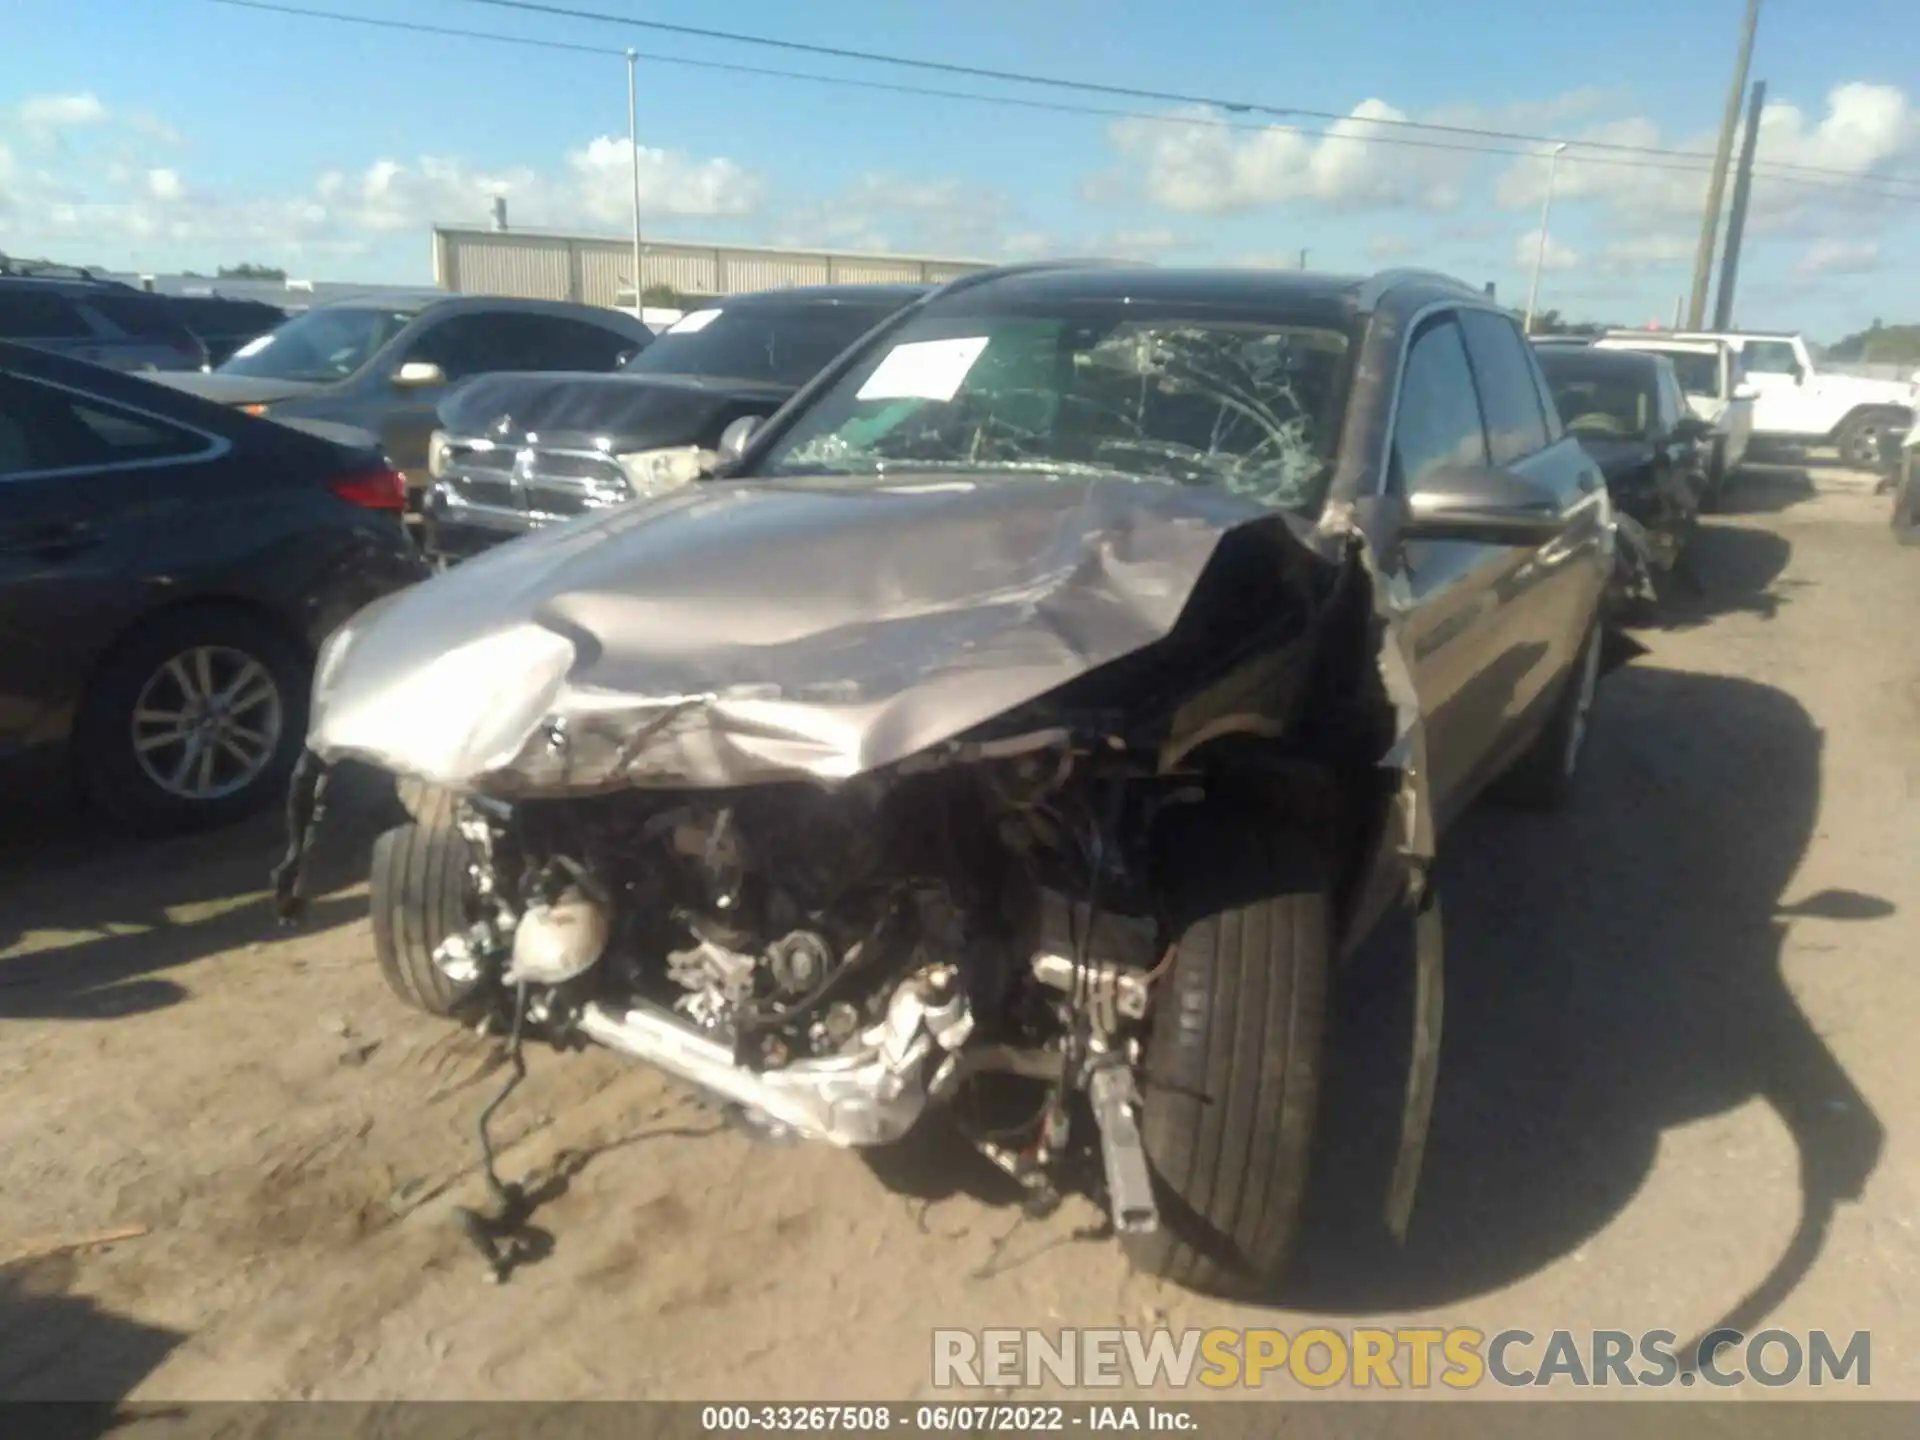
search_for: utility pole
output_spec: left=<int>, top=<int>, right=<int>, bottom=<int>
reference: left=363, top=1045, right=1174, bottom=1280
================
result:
left=1713, top=79, right=1766, bottom=331
left=1298, top=248, right=1309, bottom=271
left=626, top=49, right=645, bottom=316
left=1523, top=142, right=1568, bottom=336
left=1687, top=0, right=1762, bottom=328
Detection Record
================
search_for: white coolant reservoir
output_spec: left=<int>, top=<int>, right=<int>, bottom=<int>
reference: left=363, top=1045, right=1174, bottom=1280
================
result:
left=504, top=886, right=611, bottom=985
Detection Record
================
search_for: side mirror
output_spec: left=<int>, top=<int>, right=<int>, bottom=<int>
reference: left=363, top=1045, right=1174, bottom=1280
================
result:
left=1790, top=365, right=1806, bottom=385
left=393, top=360, right=447, bottom=389
left=716, top=413, right=764, bottom=466
left=1674, top=415, right=1715, bottom=443
left=1401, top=466, right=1567, bottom=545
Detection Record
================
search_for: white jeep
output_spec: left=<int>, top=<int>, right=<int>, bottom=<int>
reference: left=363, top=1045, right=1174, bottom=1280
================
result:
left=1666, top=329, right=1916, bottom=469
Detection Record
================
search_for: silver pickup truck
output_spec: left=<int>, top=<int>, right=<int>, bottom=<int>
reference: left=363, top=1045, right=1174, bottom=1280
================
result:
left=1594, top=332, right=1754, bottom=509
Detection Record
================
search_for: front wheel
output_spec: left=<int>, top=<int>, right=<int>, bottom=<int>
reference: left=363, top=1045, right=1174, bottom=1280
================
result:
left=1835, top=412, right=1896, bottom=472
left=370, top=787, right=484, bottom=1019
left=1122, top=805, right=1333, bottom=1294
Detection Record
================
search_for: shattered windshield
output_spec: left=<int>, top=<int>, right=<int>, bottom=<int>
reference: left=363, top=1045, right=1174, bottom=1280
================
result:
left=753, top=307, right=1354, bottom=514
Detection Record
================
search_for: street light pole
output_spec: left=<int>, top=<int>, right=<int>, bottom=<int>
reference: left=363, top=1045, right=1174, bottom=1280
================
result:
left=1523, top=142, right=1568, bottom=336
left=626, top=49, right=644, bottom=316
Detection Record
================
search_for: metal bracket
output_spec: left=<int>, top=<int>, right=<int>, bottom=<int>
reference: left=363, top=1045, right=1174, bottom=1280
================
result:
left=270, top=750, right=330, bottom=925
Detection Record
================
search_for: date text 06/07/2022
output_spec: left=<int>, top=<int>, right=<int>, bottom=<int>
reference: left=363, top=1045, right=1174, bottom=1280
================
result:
left=698, top=1404, right=1200, bottom=1432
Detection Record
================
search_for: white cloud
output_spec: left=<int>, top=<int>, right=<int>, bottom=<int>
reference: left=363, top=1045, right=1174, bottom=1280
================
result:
left=1494, top=83, right=1920, bottom=236
left=0, top=113, right=766, bottom=264
left=1796, top=238, right=1880, bottom=276
left=1367, top=232, right=1417, bottom=261
left=772, top=173, right=1020, bottom=257
left=1103, top=101, right=1469, bottom=216
left=1514, top=227, right=1579, bottom=273
left=18, top=92, right=108, bottom=132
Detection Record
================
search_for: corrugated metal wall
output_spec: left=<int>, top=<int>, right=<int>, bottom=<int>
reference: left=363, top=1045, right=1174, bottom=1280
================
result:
left=433, top=226, right=991, bottom=306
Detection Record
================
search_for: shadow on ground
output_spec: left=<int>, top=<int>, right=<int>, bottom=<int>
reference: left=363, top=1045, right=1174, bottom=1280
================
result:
left=1282, top=665, right=1887, bottom=1344
left=0, top=763, right=398, bottom=1022
left=1650, top=519, right=1799, bottom=629
left=1717, top=465, right=1818, bottom=516
left=0, top=1255, right=184, bottom=1406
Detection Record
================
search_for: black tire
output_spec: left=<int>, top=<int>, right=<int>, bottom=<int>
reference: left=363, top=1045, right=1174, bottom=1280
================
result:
left=1834, top=412, right=1895, bottom=472
left=75, top=605, right=308, bottom=836
left=1122, top=806, right=1333, bottom=1294
left=370, top=786, right=483, bottom=1018
left=1698, top=438, right=1726, bottom=514
left=1489, top=619, right=1604, bottom=810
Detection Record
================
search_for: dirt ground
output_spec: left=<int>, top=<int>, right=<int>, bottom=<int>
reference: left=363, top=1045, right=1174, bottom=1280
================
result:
left=3, top=462, right=1916, bottom=1403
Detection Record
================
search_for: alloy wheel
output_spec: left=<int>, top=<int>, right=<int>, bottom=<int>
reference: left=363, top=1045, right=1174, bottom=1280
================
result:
left=130, top=645, right=285, bottom=801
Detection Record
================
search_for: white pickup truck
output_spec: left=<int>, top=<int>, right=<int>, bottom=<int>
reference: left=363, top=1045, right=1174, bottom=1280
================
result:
left=1594, top=332, right=1754, bottom=506
left=1655, top=329, right=1917, bottom=470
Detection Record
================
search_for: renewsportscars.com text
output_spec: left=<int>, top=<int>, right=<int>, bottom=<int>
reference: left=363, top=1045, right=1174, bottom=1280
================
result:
left=932, top=1327, right=1871, bottom=1390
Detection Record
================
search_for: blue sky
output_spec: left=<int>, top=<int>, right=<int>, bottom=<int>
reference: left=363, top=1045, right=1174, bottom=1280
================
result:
left=2, top=0, right=1916, bottom=338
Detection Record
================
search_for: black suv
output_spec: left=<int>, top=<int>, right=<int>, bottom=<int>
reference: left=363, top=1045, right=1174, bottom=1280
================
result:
left=419, top=284, right=927, bottom=563
left=0, top=269, right=207, bottom=373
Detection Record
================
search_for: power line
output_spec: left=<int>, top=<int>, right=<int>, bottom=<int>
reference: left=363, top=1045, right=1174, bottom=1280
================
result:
left=202, top=0, right=1920, bottom=203
left=441, top=0, right=1920, bottom=192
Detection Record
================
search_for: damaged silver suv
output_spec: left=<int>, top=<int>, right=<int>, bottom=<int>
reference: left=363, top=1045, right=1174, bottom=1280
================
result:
left=274, top=263, right=1614, bottom=1292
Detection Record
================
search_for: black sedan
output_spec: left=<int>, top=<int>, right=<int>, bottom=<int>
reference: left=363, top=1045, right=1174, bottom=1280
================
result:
left=0, top=341, right=429, bottom=833
left=1534, top=344, right=1714, bottom=609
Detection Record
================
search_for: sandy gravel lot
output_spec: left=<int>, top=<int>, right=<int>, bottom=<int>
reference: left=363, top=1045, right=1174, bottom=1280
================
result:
left=3, top=463, right=1916, bottom=1403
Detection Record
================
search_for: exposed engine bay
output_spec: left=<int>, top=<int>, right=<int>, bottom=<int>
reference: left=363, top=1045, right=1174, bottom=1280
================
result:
left=431, top=745, right=1233, bottom=1231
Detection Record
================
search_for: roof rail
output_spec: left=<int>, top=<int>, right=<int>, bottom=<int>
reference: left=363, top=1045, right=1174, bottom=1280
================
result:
left=1358, top=267, right=1484, bottom=308
left=922, top=255, right=1137, bottom=300
left=0, top=253, right=136, bottom=286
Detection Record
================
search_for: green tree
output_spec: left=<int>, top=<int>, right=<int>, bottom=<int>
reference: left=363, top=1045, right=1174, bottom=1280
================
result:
left=216, top=262, right=287, bottom=281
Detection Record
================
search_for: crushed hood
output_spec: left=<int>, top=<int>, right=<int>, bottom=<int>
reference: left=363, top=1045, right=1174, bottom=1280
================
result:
left=437, top=371, right=792, bottom=450
left=306, top=472, right=1328, bottom=795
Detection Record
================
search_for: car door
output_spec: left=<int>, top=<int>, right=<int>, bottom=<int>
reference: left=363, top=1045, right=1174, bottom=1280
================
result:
left=1738, top=338, right=1806, bottom=434
left=1384, top=310, right=1522, bottom=822
left=1456, top=309, right=1604, bottom=779
left=373, top=311, right=518, bottom=485
left=0, top=372, right=212, bottom=747
left=1721, top=344, right=1754, bottom=468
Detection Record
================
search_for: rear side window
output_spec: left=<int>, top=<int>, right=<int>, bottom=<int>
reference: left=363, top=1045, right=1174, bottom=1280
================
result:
left=1744, top=340, right=1799, bottom=375
left=0, top=375, right=208, bottom=478
left=80, top=294, right=195, bottom=342
left=1391, top=315, right=1488, bottom=492
left=0, top=292, right=94, bottom=340
left=1458, top=309, right=1551, bottom=465
left=507, top=314, right=643, bottom=371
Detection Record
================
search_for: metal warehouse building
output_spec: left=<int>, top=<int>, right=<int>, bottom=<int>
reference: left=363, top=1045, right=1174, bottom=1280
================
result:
left=431, top=224, right=992, bottom=308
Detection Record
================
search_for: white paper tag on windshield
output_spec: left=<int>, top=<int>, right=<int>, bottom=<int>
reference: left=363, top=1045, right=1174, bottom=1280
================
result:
left=231, top=333, right=274, bottom=359
left=668, top=308, right=723, bottom=335
left=856, top=336, right=989, bottom=402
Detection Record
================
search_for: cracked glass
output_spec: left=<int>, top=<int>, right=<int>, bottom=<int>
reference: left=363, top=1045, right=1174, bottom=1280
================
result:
left=757, top=308, right=1354, bottom=515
